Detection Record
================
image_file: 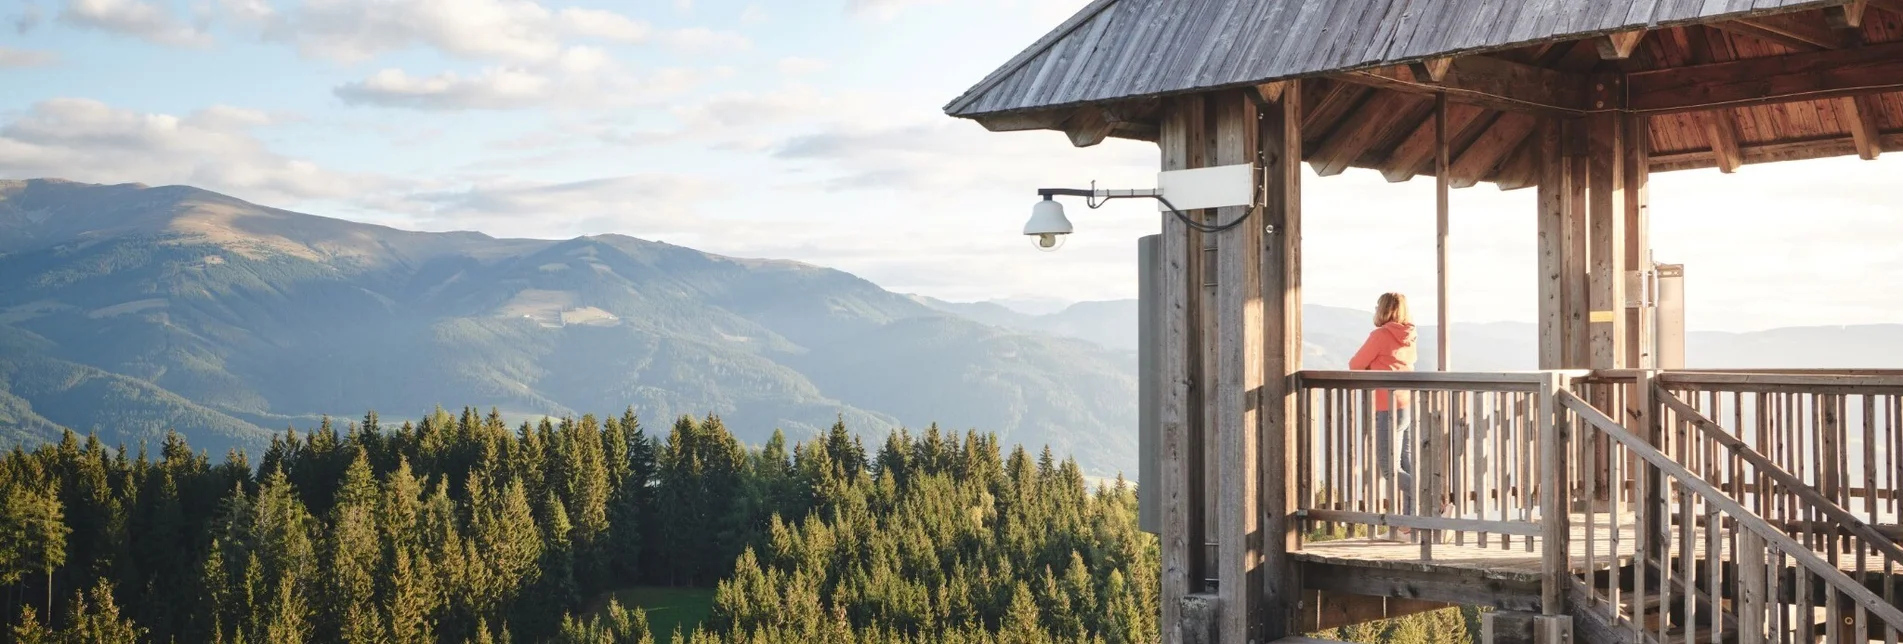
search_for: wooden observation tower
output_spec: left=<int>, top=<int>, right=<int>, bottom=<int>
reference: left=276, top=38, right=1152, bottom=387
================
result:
left=946, top=1, right=1903, bottom=643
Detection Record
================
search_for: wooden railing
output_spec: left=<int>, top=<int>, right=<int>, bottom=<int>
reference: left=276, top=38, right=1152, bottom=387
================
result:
left=1294, top=370, right=1573, bottom=609
left=1560, top=388, right=1903, bottom=644
left=1293, top=368, right=1903, bottom=642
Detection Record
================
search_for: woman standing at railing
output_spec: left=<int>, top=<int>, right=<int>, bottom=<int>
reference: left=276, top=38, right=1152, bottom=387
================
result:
left=1349, top=292, right=1418, bottom=521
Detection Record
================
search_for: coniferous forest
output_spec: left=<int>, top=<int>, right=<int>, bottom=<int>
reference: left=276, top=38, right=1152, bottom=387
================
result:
left=0, top=406, right=1487, bottom=643
left=0, top=408, right=1162, bottom=643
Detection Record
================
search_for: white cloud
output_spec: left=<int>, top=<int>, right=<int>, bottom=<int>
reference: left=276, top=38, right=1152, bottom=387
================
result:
left=0, top=98, right=383, bottom=204
left=776, top=57, right=824, bottom=76
left=221, top=0, right=743, bottom=63
left=59, top=0, right=212, bottom=47
left=334, top=60, right=696, bottom=111
left=556, top=7, right=650, bottom=43
left=739, top=4, right=767, bottom=25
left=0, top=46, right=59, bottom=67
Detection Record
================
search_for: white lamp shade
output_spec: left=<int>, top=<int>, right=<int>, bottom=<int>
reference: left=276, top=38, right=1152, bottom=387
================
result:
left=1024, top=199, right=1073, bottom=236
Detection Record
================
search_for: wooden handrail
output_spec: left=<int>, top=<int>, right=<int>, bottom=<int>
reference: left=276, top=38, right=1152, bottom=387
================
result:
left=1658, top=392, right=1903, bottom=564
left=1556, top=390, right=1903, bottom=630
left=1658, top=371, right=1903, bottom=392
left=1294, top=370, right=1550, bottom=392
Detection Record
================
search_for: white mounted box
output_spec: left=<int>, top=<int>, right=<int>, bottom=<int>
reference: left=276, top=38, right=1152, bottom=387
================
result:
left=1155, top=163, right=1255, bottom=211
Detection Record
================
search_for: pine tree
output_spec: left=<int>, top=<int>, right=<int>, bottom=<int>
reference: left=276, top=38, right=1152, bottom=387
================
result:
left=325, top=449, right=384, bottom=643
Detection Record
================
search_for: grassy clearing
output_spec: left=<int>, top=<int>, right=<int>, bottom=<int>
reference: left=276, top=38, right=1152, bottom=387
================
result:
left=589, top=586, right=717, bottom=642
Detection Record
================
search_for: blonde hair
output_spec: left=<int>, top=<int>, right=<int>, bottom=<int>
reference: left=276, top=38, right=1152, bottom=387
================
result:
left=1374, top=292, right=1411, bottom=327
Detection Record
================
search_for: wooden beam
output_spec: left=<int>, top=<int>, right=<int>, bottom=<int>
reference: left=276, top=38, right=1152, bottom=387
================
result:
left=1301, top=81, right=1371, bottom=149
left=1157, top=93, right=1206, bottom=644
left=1299, top=561, right=1543, bottom=612
left=1301, top=591, right=1451, bottom=632
left=1261, top=79, right=1304, bottom=641
left=1839, top=95, right=1883, bottom=160
left=1649, top=131, right=1903, bottom=171
left=1491, top=138, right=1540, bottom=190
left=1586, top=103, right=1625, bottom=370
left=1410, top=57, right=1454, bottom=83
left=1309, top=92, right=1431, bottom=176
left=1536, top=119, right=1568, bottom=370
left=973, top=110, right=1066, bottom=132
left=1827, top=0, right=1870, bottom=28
left=1595, top=30, right=1647, bottom=60
left=1380, top=103, right=1485, bottom=182
left=1255, top=81, right=1289, bottom=104
left=1709, top=12, right=1839, bottom=51
left=1450, top=113, right=1538, bottom=189
left=1628, top=39, right=1903, bottom=114
left=1337, top=55, right=1589, bottom=116
left=1622, top=114, right=1651, bottom=370
left=1873, top=0, right=1903, bottom=14
left=1211, top=90, right=1264, bottom=644
left=1701, top=110, right=1744, bottom=173
left=1435, top=91, right=1450, bottom=371
left=1562, top=121, right=1589, bottom=368
left=1062, top=107, right=1113, bottom=147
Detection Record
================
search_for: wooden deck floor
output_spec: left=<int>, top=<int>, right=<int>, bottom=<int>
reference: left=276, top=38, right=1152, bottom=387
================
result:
left=1296, top=513, right=1900, bottom=584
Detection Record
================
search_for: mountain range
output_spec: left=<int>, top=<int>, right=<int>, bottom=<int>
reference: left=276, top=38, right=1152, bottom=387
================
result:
left=1, top=179, right=1892, bottom=478
left=0, top=179, right=1136, bottom=471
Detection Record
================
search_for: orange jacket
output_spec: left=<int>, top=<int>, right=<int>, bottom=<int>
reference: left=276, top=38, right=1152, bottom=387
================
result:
left=1348, top=321, right=1418, bottom=411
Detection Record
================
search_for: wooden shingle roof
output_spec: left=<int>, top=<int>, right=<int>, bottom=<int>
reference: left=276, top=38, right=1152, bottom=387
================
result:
left=946, top=0, right=1836, bottom=118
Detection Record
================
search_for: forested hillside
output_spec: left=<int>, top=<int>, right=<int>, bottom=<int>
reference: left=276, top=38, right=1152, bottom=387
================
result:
left=0, top=408, right=1163, bottom=643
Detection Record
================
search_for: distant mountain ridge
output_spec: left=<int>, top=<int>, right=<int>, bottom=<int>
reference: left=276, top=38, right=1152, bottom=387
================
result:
left=923, top=295, right=1903, bottom=371
left=0, top=179, right=1135, bottom=472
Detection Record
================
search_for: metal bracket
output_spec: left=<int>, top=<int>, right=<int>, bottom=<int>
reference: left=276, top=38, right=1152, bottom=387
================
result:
left=1623, top=268, right=1655, bottom=308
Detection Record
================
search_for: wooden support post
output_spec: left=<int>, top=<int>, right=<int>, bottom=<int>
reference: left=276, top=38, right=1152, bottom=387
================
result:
left=1261, top=80, right=1305, bottom=641
left=1535, top=118, right=1568, bottom=370
left=1562, top=120, right=1590, bottom=369
left=1623, top=115, right=1651, bottom=370
left=1435, top=91, right=1451, bottom=372
left=1212, top=90, right=1264, bottom=644
left=1586, top=78, right=1626, bottom=371
left=1484, top=610, right=1538, bottom=644
left=1538, top=372, right=1569, bottom=615
left=1159, top=94, right=1208, bottom=644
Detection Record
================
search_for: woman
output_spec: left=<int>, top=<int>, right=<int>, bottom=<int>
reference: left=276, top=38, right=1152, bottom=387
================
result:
left=1348, top=292, right=1417, bottom=519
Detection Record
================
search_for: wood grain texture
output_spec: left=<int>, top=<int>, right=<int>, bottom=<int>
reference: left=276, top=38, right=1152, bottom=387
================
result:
left=1157, top=94, right=1200, bottom=644
left=1211, top=90, right=1263, bottom=644
left=945, top=0, right=1834, bottom=118
left=1261, top=80, right=1304, bottom=641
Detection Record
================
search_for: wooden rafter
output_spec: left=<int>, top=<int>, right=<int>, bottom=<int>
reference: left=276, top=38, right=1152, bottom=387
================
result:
left=1702, top=111, right=1744, bottom=173
left=1873, top=0, right=1903, bottom=14
left=1838, top=96, right=1883, bottom=160
left=1337, top=55, right=1587, bottom=117
left=1379, top=103, right=1486, bottom=182
left=1309, top=92, right=1431, bottom=176
left=1628, top=40, right=1903, bottom=113
left=1595, top=30, right=1648, bottom=60
left=1651, top=132, right=1903, bottom=172
left=1708, top=12, right=1840, bottom=51
left=1062, top=107, right=1113, bottom=147
left=1449, top=113, right=1538, bottom=188
left=1826, top=0, right=1870, bottom=28
left=1409, top=57, right=1454, bottom=83
left=1301, top=82, right=1373, bottom=148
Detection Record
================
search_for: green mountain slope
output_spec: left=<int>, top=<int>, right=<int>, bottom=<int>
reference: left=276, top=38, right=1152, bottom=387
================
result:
left=0, top=179, right=1137, bottom=473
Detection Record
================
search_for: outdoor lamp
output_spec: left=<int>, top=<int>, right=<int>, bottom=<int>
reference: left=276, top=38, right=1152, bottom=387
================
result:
left=1024, top=163, right=1260, bottom=252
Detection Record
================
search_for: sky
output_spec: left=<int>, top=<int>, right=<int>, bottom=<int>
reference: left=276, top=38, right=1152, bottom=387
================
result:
left=0, top=0, right=1898, bottom=333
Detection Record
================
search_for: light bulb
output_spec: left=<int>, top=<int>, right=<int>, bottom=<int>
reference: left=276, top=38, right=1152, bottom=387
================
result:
left=1032, top=233, right=1066, bottom=252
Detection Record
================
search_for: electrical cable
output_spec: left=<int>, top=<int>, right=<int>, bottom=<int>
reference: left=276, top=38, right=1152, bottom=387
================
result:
left=1086, top=193, right=1255, bottom=234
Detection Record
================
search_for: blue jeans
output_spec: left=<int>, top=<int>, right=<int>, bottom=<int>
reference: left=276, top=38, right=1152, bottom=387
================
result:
left=1375, top=410, right=1414, bottom=515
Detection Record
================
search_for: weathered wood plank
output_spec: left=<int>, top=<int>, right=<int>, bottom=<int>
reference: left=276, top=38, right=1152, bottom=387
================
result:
left=1562, top=120, right=1590, bottom=369
left=1300, top=561, right=1545, bottom=611
left=1702, top=110, right=1744, bottom=173
left=1650, top=131, right=1903, bottom=172
left=1336, top=56, right=1591, bottom=117
left=1262, top=79, right=1305, bottom=640
left=1586, top=100, right=1625, bottom=370
left=1451, top=113, right=1539, bottom=188
left=1709, top=12, right=1840, bottom=50
left=1311, top=92, right=1433, bottom=176
left=1435, top=91, right=1452, bottom=370
left=1158, top=94, right=1202, bottom=644
left=1622, top=114, right=1651, bottom=369
left=1839, top=95, right=1883, bottom=160
left=1629, top=40, right=1903, bottom=114
left=1596, top=29, right=1650, bottom=59
left=1211, top=90, right=1264, bottom=644
left=1302, top=509, right=1544, bottom=536
left=1536, top=119, right=1567, bottom=370
left=1382, top=102, right=1487, bottom=181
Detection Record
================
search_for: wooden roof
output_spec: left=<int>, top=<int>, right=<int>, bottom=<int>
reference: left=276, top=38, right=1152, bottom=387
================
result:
left=945, top=0, right=1903, bottom=186
left=946, top=0, right=1833, bottom=118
